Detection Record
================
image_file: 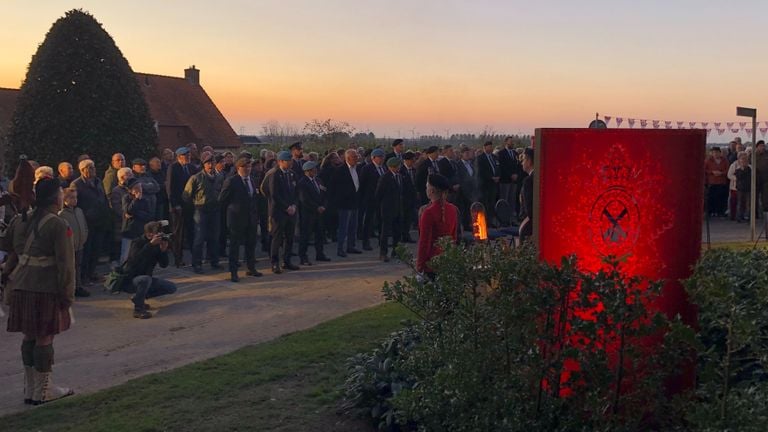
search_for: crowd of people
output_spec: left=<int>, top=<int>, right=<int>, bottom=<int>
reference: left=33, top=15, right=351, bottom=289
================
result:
left=0, top=138, right=535, bottom=405
left=705, top=137, right=768, bottom=223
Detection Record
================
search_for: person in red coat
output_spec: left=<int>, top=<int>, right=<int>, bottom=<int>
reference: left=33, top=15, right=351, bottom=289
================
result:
left=416, top=174, right=458, bottom=279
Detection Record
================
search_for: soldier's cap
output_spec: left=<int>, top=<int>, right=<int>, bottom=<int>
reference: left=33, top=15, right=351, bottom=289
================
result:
left=289, top=141, right=303, bottom=150
left=202, top=153, right=215, bottom=164
left=277, top=151, right=292, bottom=161
left=371, top=148, right=385, bottom=158
left=214, top=154, right=225, bottom=164
left=131, top=158, right=147, bottom=166
left=425, top=146, right=439, bottom=154
left=392, top=138, right=404, bottom=147
left=34, top=177, right=61, bottom=207
left=302, top=161, right=318, bottom=171
left=386, top=157, right=401, bottom=168
left=238, top=150, right=253, bottom=159
left=124, top=177, right=140, bottom=189
left=235, top=157, right=251, bottom=168
left=427, top=173, right=450, bottom=191
left=175, top=146, right=190, bottom=156
left=402, top=151, right=415, bottom=160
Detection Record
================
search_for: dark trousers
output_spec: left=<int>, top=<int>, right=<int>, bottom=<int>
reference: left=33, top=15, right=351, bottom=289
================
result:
left=229, top=221, right=257, bottom=271
left=481, top=183, right=499, bottom=223
left=401, top=204, right=416, bottom=240
left=361, top=203, right=378, bottom=245
left=74, top=249, right=83, bottom=290
left=299, top=210, right=325, bottom=259
left=259, top=209, right=270, bottom=252
left=737, top=190, right=750, bottom=220
left=380, top=215, right=401, bottom=256
left=270, top=216, right=296, bottom=264
left=337, top=209, right=358, bottom=252
left=729, top=190, right=738, bottom=220
left=82, top=227, right=106, bottom=278
left=170, top=207, right=187, bottom=265
left=131, top=276, right=177, bottom=309
left=458, top=194, right=473, bottom=231
left=192, top=207, right=220, bottom=267
left=707, top=184, right=728, bottom=215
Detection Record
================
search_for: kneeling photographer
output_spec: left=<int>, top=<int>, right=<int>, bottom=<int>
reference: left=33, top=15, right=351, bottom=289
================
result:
left=122, top=221, right=177, bottom=319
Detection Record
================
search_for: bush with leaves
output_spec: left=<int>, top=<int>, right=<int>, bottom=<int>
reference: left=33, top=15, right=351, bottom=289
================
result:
left=682, top=247, right=768, bottom=430
left=345, top=240, right=687, bottom=431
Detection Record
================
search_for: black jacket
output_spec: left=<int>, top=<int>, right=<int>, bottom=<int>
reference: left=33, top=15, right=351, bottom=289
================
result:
left=220, top=174, right=259, bottom=232
left=261, top=168, right=297, bottom=225
left=456, top=159, right=479, bottom=203
left=122, top=196, right=153, bottom=239
left=476, top=152, right=500, bottom=187
left=359, top=163, right=386, bottom=208
left=330, top=164, right=361, bottom=210
left=72, top=176, right=110, bottom=230
left=375, top=171, right=405, bottom=221
left=166, top=162, right=198, bottom=208
left=437, top=158, right=458, bottom=186
left=122, top=235, right=169, bottom=285
left=497, top=147, right=521, bottom=184
left=297, top=176, right=326, bottom=215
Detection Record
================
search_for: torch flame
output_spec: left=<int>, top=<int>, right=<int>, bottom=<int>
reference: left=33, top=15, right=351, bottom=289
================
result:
left=473, top=209, right=488, bottom=240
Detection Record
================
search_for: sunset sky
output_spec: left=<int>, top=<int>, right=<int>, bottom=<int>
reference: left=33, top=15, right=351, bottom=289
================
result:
left=1, top=1, right=766, bottom=140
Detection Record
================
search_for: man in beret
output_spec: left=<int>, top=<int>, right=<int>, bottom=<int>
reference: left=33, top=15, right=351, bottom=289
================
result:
left=261, top=151, right=299, bottom=274
left=296, top=161, right=331, bottom=265
left=132, top=158, right=160, bottom=219
left=289, top=142, right=305, bottom=179
left=219, top=157, right=262, bottom=281
left=183, top=153, right=224, bottom=273
left=359, top=148, right=387, bottom=251
left=386, top=139, right=405, bottom=162
left=375, top=157, right=409, bottom=261
left=166, top=146, right=199, bottom=267
left=415, top=146, right=441, bottom=205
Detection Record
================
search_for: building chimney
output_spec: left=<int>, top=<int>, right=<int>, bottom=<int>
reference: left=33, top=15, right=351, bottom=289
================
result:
left=184, top=65, right=200, bottom=85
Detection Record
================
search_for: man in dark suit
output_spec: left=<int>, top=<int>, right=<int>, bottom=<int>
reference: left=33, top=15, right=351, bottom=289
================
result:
left=166, top=146, right=199, bottom=267
left=376, top=157, right=407, bottom=262
left=476, top=141, right=500, bottom=225
left=330, top=149, right=362, bottom=257
left=261, top=151, right=299, bottom=274
left=519, top=148, right=535, bottom=241
left=386, top=138, right=405, bottom=162
left=359, top=148, right=387, bottom=250
left=497, top=136, right=522, bottom=214
left=438, top=145, right=460, bottom=204
left=297, top=161, right=331, bottom=266
left=289, top=141, right=305, bottom=179
left=456, top=146, right=479, bottom=231
left=219, top=157, right=263, bottom=282
left=400, top=151, right=418, bottom=242
left=415, top=146, right=441, bottom=205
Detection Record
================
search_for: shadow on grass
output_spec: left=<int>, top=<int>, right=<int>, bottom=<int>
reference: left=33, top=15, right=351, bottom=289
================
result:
left=1, top=302, right=412, bottom=432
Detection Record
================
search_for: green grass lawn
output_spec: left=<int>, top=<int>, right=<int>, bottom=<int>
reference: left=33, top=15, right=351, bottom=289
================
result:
left=1, top=302, right=413, bottom=432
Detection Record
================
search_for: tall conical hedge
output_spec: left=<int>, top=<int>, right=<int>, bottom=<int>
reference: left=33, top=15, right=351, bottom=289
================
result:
left=8, top=9, right=156, bottom=170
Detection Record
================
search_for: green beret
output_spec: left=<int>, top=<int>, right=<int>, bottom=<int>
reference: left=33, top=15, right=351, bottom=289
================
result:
left=386, top=157, right=401, bottom=168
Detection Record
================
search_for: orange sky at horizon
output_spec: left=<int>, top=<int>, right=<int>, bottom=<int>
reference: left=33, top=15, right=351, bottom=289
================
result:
left=2, top=1, right=767, bottom=140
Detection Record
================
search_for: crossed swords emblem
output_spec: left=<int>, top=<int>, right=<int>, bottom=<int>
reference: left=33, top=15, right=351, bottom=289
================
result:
left=602, top=205, right=628, bottom=243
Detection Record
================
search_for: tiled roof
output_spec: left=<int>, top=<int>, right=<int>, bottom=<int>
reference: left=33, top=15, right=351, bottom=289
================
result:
left=135, top=72, right=241, bottom=149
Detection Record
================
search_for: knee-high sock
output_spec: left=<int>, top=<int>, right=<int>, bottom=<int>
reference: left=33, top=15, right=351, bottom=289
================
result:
left=21, top=340, right=35, bottom=367
left=33, top=345, right=54, bottom=373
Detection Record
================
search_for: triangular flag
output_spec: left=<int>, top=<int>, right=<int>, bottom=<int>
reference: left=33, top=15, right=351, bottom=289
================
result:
left=730, top=128, right=740, bottom=134
left=714, top=122, right=721, bottom=129
left=707, top=129, right=712, bottom=136
left=760, top=127, right=768, bottom=137
left=664, top=121, right=672, bottom=128
left=746, top=128, right=753, bottom=135
left=676, top=121, right=684, bottom=128
left=717, top=129, right=725, bottom=135
left=640, top=119, right=648, bottom=128
left=604, top=116, right=612, bottom=125
left=616, top=117, right=624, bottom=127
left=653, top=120, right=660, bottom=129
left=727, top=122, right=734, bottom=129
left=739, top=122, right=747, bottom=129
left=628, top=118, right=636, bottom=128
left=702, top=122, right=709, bottom=128
left=689, top=122, right=697, bottom=128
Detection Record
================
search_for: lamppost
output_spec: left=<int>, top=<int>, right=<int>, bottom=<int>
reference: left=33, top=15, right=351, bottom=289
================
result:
left=736, top=106, right=757, bottom=241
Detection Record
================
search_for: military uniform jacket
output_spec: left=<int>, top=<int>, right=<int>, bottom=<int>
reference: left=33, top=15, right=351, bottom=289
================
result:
left=261, top=168, right=297, bottom=225
left=2, top=209, right=75, bottom=304
left=219, top=174, right=260, bottom=233
left=375, top=171, right=406, bottom=221
left=297, top=176, right=326, bottom=215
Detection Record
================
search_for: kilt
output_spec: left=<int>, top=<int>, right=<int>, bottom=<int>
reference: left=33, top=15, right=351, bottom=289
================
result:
left=6, top=290, right=71, bottom=337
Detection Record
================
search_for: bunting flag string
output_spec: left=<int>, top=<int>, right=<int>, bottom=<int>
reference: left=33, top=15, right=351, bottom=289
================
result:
left=746, top=128, right=753, bottom=135
left=628, top=118, right=636, bottom=128
left=616, top=117, right=624, bottom=127
left=702, top=122, right=709, bottom=128
left=689, top=122, right=697, bottom=128
left=652, top=120, right=660, bottom=129
left=714, top=122, right=721, bottom=129
left=664, top=121, right=672, bottom=128
left=727, top=122, right=734, bottom=129
left=676, top=121, right=684, bottom=128
left=730, top=128, right=740, bottom=134
left=717, top=129, right=725, bottom=135
left=760, top=128, right=768, bottom=137
left=600, top=115, right=768, bottom=139
left=640, top=119, right=648, bottom=128
left=739, top=122, right=747, bottom=130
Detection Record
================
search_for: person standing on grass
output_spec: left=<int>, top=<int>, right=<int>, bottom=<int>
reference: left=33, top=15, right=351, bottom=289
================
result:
left=416, top=174, right=458, bottom=280
left=4, top=178, right=75, bottom=405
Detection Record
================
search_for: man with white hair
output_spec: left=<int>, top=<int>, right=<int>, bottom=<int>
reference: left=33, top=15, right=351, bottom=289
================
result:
left=57, top=162, right=75, bottom=188
left=110, top=167, right=134, bottom=266
left=103, top=153, right=126, bottom=198
left=330, top=149, right=362, bottom=257
left=72, top=159, right=110, bottom=283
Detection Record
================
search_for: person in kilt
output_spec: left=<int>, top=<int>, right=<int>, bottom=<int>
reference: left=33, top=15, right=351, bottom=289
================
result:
left=3, top=177, right=76, bottom=405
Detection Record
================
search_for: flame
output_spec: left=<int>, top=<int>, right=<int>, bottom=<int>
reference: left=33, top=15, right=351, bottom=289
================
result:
left=472, top=209, right=488, bottom=240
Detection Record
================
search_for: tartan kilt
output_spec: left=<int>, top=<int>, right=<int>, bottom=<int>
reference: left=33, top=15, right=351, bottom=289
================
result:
left=6, top=290, right=71, bottom=337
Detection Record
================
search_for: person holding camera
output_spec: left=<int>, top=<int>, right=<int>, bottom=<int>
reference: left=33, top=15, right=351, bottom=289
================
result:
left=121, top=221, right=177, bottom=319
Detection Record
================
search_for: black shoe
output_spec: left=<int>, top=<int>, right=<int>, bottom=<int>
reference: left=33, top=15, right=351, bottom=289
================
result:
left=193, top=266, right=204, bottom=274
left=246, top=269, right=263, bottom=277
left=362, top=243, right=373, bottom=251
left=133, top=309, right=152, bottom=319
left=230, top=272, right=240, bottom=282
left=75, top=287, right=91, bottom=298
left=284, top=262, right=300, bottom=271
left=316, top=255, right=331, bottom=262
left=210, top=262, right=222, bottom=270
left=379, top=254, right=390, bottom=262
left=300, top=257, right=312, bottom=266
left=347, top=248, right=363, bottom=254
left=337, top=250, right=347, bottom=258
left=272, top=264, right=283, bottom=274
